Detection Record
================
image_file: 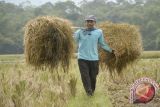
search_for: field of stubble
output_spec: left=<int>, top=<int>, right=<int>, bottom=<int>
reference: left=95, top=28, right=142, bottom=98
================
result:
left=0, top=53, right=159, bottom=107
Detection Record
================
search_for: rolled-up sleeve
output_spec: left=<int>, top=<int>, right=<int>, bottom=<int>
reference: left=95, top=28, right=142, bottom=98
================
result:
left=98, top=31, right=112, bottom=53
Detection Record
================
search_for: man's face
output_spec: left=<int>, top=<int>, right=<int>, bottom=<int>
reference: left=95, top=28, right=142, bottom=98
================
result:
left=85, top=20, right=96, bottom=29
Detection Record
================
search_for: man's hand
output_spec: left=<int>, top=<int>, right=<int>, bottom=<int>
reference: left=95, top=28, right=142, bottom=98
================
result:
left=111, top=49, right=114, bottom=54
left=105, top=49, right=115, bottom=62
left=110, top=49, right=116, bottom=58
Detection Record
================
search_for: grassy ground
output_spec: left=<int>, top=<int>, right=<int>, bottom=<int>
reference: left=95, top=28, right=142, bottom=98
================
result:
left=0, top=56, right=112, bottom=107
left=66, top=68, right=112, bottom=107
left=105, top=58, right=160, bottom=107
left=0, top=54, right=24, bottom=61
left=0, top=51, right=160, bottom=62
left=141, top=51, right=160, bottom=59
left=0, top=54, right=160, bottom=107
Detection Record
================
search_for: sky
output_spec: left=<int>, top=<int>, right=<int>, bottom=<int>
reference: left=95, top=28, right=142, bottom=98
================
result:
left=1, top=0, right=86, bottom=6
left=1, top=0, right=116, bottom=6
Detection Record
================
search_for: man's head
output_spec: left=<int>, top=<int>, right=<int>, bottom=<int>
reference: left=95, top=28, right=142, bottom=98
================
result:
left=85, top=15, right=96, bottom=29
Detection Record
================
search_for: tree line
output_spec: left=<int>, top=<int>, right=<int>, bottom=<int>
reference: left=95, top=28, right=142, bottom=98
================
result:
left=0, top=0, right=160, bottom=54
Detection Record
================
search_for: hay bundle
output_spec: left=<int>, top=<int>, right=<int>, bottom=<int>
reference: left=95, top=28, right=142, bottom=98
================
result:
left=99, top=22, right=142, bottom=74
left=24, top=16, right=74, bottom=71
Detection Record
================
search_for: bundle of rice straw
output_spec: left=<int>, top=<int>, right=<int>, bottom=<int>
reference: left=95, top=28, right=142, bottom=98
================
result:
left=99, top=22, right=142, bottom=74
left=24, top=16, right=74, bottom=71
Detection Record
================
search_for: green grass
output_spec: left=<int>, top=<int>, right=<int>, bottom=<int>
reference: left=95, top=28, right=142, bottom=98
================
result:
left=141, top=51, right=160, bottom=59
left=67, top=92, right=112, bottom=107
left=66, top=71, right=112, bottom=107
left=0, top=54, right=24, bottom=61
left=0, top=51, right=159, bottom=62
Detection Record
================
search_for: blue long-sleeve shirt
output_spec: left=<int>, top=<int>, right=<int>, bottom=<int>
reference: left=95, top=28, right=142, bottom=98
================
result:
left=74, top=28, right=112, bottom=60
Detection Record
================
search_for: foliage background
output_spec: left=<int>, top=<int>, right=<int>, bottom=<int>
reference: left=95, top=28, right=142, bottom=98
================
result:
left=0, top=0, right=160, bottom=54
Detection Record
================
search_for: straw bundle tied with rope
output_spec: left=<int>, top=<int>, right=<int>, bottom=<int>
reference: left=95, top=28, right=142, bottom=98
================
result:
left=99, top=22, right=143, bottom=74
left=24, top=16, right=74, bottom=72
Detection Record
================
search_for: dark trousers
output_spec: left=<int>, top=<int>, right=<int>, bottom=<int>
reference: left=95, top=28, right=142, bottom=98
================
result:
left=78, top=59, right=99, bottom=95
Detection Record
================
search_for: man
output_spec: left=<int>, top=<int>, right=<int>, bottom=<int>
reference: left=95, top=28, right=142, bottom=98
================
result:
left=74, top=15, right=113, bottom=96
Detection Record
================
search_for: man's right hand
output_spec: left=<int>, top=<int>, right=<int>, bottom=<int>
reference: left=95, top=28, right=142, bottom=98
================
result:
left=111, top=49, right=114, bottom=54
left=105, top=49, right=116, bottom=62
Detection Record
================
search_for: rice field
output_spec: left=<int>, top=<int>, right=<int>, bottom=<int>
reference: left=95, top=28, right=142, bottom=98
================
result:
left=0, top=51, right=159, bottom=62
left=0, top=52, right=160, bottom=107
left=141, top=51, right=160, bottom=59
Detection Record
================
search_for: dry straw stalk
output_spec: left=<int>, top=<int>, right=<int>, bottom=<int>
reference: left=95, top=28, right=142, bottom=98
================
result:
left=24, top=16, right=74, bottom=72
left=99, top=22, right=143, bottom=74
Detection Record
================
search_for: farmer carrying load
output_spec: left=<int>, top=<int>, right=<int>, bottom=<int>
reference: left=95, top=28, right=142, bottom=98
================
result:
left=74, top=15, right=114, bottom=96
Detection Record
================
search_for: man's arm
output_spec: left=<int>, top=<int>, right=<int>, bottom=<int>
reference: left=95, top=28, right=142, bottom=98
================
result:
left=73, top=29, right=80, bottom=43
left=98, top=30, right=112, bottom=53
